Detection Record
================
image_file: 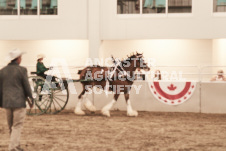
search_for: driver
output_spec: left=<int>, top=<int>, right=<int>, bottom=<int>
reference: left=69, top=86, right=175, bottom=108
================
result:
left=36, top=54, right=56, bottom=84
left=37, top=54, right=49, bottom=79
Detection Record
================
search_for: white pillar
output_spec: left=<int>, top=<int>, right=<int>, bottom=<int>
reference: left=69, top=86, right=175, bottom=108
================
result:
left=88, top=0, right=101, bottom=59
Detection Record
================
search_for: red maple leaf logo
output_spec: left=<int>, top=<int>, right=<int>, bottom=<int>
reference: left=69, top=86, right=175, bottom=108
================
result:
left=167, top=84, right=177, bottom=91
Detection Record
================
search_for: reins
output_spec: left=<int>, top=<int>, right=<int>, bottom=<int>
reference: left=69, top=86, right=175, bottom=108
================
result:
left=108, top=57, right=136, bottom=80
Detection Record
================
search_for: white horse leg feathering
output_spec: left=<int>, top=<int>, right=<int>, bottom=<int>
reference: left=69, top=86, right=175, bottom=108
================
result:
left=75, top=88, right=96, bottom=114
left=127, top=100, right=138, bottom=117
left=84, top=98, right=96, bottom=112
left=101, top=99, right=116, bottom=117
left=104, top=80, right=110, bottom=96
left=74, top=95, right=86, bottom=115
left=83, top=88, right=96, bottom=112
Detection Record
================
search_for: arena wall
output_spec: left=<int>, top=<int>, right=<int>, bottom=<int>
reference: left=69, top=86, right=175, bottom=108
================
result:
left=65, top=81, right=226, bottom=114
left=201, top=82, right=226, bottom=114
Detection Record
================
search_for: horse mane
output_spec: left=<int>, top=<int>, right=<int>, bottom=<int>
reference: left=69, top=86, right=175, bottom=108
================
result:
left=120, top=52, right=142, bottom=67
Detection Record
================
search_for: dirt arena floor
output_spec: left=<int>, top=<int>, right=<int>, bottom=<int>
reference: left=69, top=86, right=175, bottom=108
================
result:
left=1, top=109, right=226, bottom=151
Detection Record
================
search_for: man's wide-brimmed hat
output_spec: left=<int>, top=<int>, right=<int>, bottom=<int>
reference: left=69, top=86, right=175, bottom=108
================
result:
left=6, top=48, right=25, bottom=61
left=37, top=54, right=45, bottom=60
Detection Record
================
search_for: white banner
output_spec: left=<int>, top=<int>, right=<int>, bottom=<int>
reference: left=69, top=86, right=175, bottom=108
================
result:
left=149, top=81, right=196, bottom=105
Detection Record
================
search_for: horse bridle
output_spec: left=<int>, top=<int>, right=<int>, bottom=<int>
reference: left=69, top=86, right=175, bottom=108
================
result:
left=109, top=55, right=144, bottom=80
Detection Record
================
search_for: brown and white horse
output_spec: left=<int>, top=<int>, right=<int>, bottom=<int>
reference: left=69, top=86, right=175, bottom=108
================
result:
left=74, top=52, right=150, bottom=117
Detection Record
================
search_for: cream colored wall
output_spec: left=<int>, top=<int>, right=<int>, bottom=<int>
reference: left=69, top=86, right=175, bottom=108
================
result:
left=100, top=39, right=213, bottom=80
left=0, top=0, right=226, bottom=41
left=201, top=82, right=226, bottom=113
left=212, top=39, right=226, bottom=66
left=100, top=39, right=212, bottom=66
left=0, top=40, right=89, bottom=68
left=101, top=0, right=226, bottom=39
left=0, top=39, right=214, bottom=67
left=88, top=0, right=101, bottom=58
left=0, top=0, right=88, bottom=40
left=210, top=39, right=226, bottom=76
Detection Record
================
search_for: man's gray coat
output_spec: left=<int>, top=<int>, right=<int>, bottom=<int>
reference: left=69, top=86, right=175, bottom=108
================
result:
left=0, top=62, right=33, bottom=108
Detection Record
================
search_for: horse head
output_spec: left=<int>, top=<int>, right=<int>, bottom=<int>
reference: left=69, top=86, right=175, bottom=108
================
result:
left=131, top=52, right=150, bottom=71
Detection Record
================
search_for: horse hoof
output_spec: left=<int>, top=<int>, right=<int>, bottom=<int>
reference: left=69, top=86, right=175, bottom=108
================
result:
left=101, top=110, right=111, bottom=117
left=127, top=110, right=138, bottom=117
left=74, top=109, right=86, bottom=115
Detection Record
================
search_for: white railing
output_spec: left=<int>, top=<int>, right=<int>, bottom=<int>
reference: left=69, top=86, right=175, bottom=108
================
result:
left=148, top=65, right=200, bottom=81
left=25, top=65, right=85, bottom=80
left=200, top=66, right=226, bottom=82
left=2, top=65, right=226, bottom=82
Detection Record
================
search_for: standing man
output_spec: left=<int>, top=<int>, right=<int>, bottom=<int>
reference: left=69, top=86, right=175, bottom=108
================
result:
left=0, top=48, right=33, bottom=151
left=0, top=69, right=2, bottom=108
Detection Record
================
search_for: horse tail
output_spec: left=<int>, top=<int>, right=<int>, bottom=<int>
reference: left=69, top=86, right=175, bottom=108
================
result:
left=78, top=68, right=91, bottom=83
left=77, top=70, right=82, bottom=74
left=78, top=68, right=89, bottom=80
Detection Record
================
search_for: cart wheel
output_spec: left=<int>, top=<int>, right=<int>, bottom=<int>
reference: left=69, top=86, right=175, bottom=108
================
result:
left=27, top=76, right=52, bottom=115
left=45, top=84, right=69, bottom=114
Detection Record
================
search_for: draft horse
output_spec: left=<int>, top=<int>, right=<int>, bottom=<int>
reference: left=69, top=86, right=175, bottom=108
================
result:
left=74, top=52, right=150, bottom=117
